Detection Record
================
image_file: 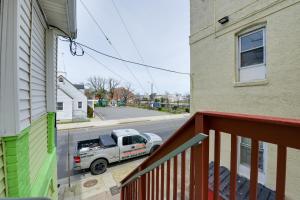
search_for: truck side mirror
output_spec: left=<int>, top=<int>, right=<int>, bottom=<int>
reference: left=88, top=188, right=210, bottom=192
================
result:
left=143, top=139, right=147, bottom=144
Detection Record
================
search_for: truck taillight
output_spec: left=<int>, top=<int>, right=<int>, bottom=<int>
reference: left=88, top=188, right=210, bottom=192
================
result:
left=74, top=156, right=80, bottom=163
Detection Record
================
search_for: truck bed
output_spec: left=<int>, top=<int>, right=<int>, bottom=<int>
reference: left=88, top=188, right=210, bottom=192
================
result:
left=77, top=134, right=117, bottom=151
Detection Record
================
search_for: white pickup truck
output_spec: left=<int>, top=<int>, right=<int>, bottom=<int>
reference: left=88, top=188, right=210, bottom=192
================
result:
left=73, top=129, right=162, bottom=175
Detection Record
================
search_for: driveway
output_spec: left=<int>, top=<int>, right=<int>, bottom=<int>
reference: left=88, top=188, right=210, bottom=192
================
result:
left=94, top=106, right=167, bottom=120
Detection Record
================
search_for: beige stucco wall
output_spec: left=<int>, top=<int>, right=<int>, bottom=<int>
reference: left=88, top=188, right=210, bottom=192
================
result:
left=190, top=0, right=300, bottom=199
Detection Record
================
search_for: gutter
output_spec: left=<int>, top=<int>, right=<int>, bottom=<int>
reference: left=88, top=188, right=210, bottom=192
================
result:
left=66, top=0, right=77, bottom=39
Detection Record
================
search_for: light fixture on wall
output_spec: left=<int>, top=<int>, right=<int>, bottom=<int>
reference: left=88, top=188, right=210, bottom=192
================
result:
left=218, top=16, right=229, bottom=24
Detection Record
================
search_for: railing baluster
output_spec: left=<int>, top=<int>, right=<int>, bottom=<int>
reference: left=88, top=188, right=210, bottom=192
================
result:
left=203, top=136, right=209, bottom=200
left=230, top=135, right=238, bottom=200
left=156, top=167, right=160, bottom=200
left=250, top=139, right=259, bottom=200
left=161, top=163, right=165, bottom=200
left=167, top=160, right=171, bottom=200
left=214, top=130, right=221, bottom=200
left=140, top=174, right=146, bottom=200
left=136, top=180, right=138, bottom=200
left=276, top=145, right=287, bottom=200
left=129, top=183, right=132, bottom=200
left=173, top=155, right=178, bottom=200
left=194, top=144, right=203, bottom=200
left=121, top=187, right=124, bottom=200
left=181, top=151, right=186, bottom=200
left=189, top=147, right=195, bottom=200
left=147, top=173, right=150, bottom=200
left=152, top=170, right=155, bottom=200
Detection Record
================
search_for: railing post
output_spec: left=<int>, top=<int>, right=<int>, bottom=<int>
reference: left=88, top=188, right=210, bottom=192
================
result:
left=194, top=113, right=209, bottom=200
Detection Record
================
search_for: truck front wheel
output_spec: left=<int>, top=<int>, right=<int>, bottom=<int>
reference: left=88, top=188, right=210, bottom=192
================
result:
left=90, top=159, right=108, bottom=175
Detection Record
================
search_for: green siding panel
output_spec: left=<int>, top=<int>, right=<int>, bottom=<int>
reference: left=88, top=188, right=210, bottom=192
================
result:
left=29, top=114, right=48, bottom=186
left=3, top=113, right=58, bottom=199
left=47, top=112, right=55, bottom=153
left=0, top=139, right=7, bottom=197
left=3, top=129, right=30, bottom=197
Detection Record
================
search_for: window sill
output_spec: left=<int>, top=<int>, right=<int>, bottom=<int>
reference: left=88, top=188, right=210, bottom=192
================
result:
left=234, top=79, right=269, bottom=87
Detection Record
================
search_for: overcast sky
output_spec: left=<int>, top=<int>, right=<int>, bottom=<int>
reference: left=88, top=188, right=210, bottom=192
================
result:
left=58, top=0, right=190, bottom=95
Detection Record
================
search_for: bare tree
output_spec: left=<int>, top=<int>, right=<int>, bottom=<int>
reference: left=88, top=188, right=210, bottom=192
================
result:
left=107, top=78, right=120, bottom=101
left=120, top=83, right=134, bottom=105
left=86, top=76, right=106, bottom=99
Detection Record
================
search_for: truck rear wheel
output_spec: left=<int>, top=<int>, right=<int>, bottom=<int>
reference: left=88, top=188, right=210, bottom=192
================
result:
left=90, top=159, right=108, bottom=175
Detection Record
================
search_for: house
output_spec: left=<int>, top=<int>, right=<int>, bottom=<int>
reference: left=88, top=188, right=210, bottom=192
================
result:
left=0, top=0, right=76, bottom=199
left=57, top=75, right=87, bottom=121
left=190, top=0, right=300, bottom=199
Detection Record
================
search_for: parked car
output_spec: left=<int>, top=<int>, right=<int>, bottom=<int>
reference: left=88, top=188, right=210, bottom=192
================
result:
left=73, top=129, right=162, bottom=175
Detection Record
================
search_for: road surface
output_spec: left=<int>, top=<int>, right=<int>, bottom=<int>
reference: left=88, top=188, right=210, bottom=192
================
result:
left=57, top=117, right=187, bottom=180
left=94, top=106, right=167, bottom=120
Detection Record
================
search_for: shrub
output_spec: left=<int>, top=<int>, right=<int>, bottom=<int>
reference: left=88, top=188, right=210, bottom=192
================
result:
left=185, top=108, right=190, bottom=113
left=87, top=106, right=94, bottom=118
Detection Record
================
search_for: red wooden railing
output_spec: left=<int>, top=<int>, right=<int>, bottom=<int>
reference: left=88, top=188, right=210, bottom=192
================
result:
left=120, top=111, right=300, bottom=200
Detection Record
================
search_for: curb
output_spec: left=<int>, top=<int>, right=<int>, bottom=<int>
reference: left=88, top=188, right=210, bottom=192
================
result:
left=57, top=114, right=190, bottom=131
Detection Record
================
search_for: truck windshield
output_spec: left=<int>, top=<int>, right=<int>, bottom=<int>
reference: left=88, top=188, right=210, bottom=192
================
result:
left=140, top=133, right=150, bottom=141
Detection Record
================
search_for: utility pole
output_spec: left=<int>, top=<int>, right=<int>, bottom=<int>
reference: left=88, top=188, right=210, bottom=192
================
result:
left=151, top=82, right=153, bottom=96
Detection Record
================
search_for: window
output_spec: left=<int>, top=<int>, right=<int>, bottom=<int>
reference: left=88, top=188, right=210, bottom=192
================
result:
left=122, top=136, right=133, bottom=146
left=122, top=135, right=145, bottom=145
left=240, top=137, right=264, bottom=171
left=238, top=28, right=266, bottom=82
left=56, top=102, right=63, bottom=110
left=132, top=135, right=145, bottom=144
left=78, top=101, right=82, bottom=109
left=58, top=77, right=64, bottom=83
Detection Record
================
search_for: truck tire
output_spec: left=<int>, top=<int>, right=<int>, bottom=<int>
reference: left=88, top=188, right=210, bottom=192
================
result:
left=90, top=159, right=108, bottom=175
left=150, top=145, right=160, bottom=155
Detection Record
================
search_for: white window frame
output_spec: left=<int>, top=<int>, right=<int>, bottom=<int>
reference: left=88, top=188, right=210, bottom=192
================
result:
left=237, top=27, right=267, bottom=83
left=57, top=102, right=63, bottom=111
left=237, top=137, right=268, bottom=184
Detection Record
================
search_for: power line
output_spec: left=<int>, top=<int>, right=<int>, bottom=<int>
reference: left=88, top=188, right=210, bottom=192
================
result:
left=79, top=0, right=147, bottom=94
left=85, top=51, right=132, bottom=84
left=111, top=0, right=159, bottom=92
left=72, top=41, right=190, bottom=75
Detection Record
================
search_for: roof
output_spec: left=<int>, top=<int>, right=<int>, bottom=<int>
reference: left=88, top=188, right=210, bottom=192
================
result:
left=73, top=84, right=85, bottom=90
left=57, top=75, right=86, bottom=99
left=58, top=88, right=73, bottom=100
left=38, top=0, right=77, bottom=38
left=208, top=162, right=275, bottom=200
left=112, top=129, right=140, bottom=137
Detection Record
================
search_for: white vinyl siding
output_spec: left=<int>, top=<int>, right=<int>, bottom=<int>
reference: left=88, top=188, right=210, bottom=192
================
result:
left=18, top=0, right=31, bottom=130
left=30, top=2, right=47, bottom=121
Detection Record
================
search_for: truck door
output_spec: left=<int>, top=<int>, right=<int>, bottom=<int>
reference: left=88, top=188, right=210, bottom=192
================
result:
left=120, top=135, right=147, bottom=160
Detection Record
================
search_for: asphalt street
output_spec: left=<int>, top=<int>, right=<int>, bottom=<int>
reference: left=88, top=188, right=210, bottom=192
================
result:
left=57, top=117, right=187, bottom=180
left=94, top=106, right=167, bottom=120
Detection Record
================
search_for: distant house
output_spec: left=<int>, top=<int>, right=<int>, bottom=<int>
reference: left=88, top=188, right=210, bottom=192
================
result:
left=57, top=75, right=87, bottom=121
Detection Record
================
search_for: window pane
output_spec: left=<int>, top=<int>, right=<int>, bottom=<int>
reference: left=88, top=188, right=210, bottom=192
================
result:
left=241, top=30, right=263, bottom=52
left=241, top=47, right=264, bottom=67
left=132, top=136, right=144, bottom=144
left=240, top=137, right=264, bottom=170
left=122, top=137, right=129, bottom=145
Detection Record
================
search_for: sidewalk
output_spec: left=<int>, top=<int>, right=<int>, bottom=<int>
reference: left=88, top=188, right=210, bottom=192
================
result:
left=58, top=158, right=145, bottom=200
left=57, top=113, right=190, bottom=131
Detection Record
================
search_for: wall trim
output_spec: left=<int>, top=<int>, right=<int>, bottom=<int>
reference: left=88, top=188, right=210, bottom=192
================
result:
left=0, top=0, right=20, bottom=136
